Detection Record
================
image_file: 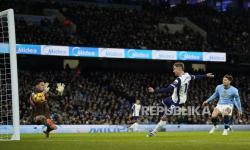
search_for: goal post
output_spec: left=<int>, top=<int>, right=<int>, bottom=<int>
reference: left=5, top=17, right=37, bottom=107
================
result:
left=0, top=9, right=20, bottom=140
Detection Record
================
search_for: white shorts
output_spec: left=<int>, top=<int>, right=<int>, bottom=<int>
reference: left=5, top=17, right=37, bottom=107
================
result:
left=215, top=104, right=234, bottom=116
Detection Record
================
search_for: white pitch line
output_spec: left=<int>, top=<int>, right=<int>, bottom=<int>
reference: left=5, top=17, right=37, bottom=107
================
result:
left=22, top=139, right=82, bottom=142
left=18, top=139, right=250, bottom=144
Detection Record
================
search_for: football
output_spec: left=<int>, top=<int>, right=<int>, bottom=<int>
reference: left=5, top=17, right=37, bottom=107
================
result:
left=33, top=92, right=46, bottom=104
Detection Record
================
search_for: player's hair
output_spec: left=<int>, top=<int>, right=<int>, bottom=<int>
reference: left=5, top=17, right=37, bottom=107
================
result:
left=173, top=62, right=184, bottom=70
left=34, top=79, right=44, bottom=86
left=224, top=74, right=233, bottom=82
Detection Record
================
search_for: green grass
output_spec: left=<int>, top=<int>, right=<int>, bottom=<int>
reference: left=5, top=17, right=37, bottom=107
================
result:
left=1, top=131, right=250, bottom=150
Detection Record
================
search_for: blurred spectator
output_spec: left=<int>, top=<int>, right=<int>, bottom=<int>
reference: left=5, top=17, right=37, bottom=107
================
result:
left=1, top=1, right=250, bottom=54
left=18, top=70, right=250, bottom=125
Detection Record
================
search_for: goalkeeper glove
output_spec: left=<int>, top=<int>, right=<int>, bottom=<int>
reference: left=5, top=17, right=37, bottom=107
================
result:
left=44, top=82, right=50, bottom=93
left=56, top=83, right=65, bottom=95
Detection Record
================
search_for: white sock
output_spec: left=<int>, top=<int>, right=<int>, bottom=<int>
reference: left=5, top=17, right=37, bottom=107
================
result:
left=152, top=120, right=166, bottom=134
left=130, top=123, right=139, bottom=129
left=134, top=123, right=139, bottom=132
left=129, top=123, right=136, bottom=129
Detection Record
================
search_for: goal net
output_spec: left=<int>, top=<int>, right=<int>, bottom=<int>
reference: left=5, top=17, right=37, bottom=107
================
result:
left=0, top=9, right=20, bottom=140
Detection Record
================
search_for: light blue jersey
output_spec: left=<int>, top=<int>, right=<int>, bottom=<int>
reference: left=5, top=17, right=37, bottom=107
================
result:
left=207, top=84, right=242, bottom=112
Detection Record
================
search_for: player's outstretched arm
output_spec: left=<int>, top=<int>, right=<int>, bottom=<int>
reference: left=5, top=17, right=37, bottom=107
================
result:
left=45, top=83, right=65, bottom=98
left=130, top=104, right=135, bottom=115
left=148, top=78, right=180, bottom=93
left=202, top=86, right=219, bottom=107
left=29, top=93, right=36, bottom=108
left=148, top=85, right=174, bottom=93
left=206, top=73, right=215, bottom=78
left=233, top=90, right=243, bottom=117
left=191, top=73, right=214, bottom=80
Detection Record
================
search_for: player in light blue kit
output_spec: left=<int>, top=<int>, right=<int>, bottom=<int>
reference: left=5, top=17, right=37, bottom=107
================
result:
left=202, top=74, right=242, bottom=135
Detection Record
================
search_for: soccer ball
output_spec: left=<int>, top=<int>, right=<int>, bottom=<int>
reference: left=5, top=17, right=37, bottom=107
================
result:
left=33, top=92, right=46, bottom=104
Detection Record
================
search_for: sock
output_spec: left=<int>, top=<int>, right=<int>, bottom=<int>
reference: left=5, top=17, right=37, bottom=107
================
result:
left=229, top=115, right=233, bottom=125
left=211, top=117, right=217, bottom=126
left=129, top=123, right=139, bottom=131
left=152, top=120, right=166, bottom=134
left=129, top=123, right=136, bottom=129
left=46, top=119, right=57, bottom=131
left=134, top=123, right=139, bottom=132
left=46, top=125, right=53, bottom=133
left=224, top=115, right=230, bottom=129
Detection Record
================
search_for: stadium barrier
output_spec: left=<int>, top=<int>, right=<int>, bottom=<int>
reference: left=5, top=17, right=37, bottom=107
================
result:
left=0, top=43, right=226, bottom=62
left=1, top=124, right=249, bottom=134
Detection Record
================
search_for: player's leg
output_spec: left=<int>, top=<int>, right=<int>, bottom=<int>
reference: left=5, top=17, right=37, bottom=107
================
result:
left=128, top=116, right=139, bottom=132
left=34, top=115, right=47, bottom=125
left=34, top=115, right=53, bottom=137
left=222, top=105, right=233, bottom=135
left=46, top=118, right=57, bottom=130
left=43, top=104, right=57, bottom=138
left=132, top=117, right=140, bottom=132
left=228, top=112, right=234, bottom=131
left=33, top=115, right=50, bottom=137
left=209, top=107, right=221, bottom=134
left=128, top=119, right=135, bottom=132
left=43, top=118, right=57, bottom=138
left=148, top=115, right=167, bottom=137
left=147, top=98, right=172, bottom=137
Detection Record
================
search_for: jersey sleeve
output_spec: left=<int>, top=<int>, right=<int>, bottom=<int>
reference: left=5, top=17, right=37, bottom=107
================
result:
left=207, top=85, right=219, bottom=103
left=233, top=89, right=242, bottom=112
left=190, top=74, right=207, bottom=80
left=155, top=78, right=181, bottom=93
left=131, top=104, right=135, bottom=114
left=139, top=105, right=142, bottom=115
left=29, top=93, right=36, bottom=108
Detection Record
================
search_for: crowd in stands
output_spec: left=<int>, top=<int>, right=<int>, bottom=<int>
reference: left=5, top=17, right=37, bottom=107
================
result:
left=2, top=0, right=202, bottom=50
left=15, top=18, right=82, bottom=46
left=2, top=1, right=250, bottom=54
left=61, top=5, right=203, bottom=50
left=1, top=1, right=250, bottom=125
left=171, top=4, right=250, bottom=54
left=18, top=69, right=250, bottom=125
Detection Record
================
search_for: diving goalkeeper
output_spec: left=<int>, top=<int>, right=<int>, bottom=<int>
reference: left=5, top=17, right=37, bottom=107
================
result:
left=29, top=79, right=65, bottom=138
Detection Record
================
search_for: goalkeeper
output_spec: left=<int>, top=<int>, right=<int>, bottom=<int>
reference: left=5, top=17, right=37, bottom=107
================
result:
left=29, top=79, right=65, bottom=138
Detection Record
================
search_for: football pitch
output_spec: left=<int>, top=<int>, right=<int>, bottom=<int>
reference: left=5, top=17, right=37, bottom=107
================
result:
left=0, top=132, right=250, bottom=150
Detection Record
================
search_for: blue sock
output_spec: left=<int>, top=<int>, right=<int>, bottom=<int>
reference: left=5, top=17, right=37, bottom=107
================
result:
left=229, top=115, right=233, bottom=125
left=224, top=115, right=230, bottom=129
left=211, top=117, right=217, bottom=126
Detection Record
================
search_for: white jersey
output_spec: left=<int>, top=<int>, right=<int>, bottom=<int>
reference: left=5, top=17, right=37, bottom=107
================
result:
left=132, top=104, right=141, bottom=116
left=171, top=73, right=192, bottom=104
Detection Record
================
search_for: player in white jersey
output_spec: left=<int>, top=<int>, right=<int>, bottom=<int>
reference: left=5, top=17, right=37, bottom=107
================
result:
left=128, top=100, right=141, bottom=132
left=147, top=62, right=214, bottom=137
